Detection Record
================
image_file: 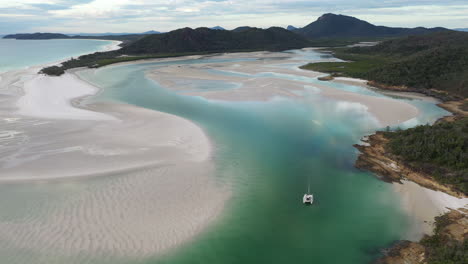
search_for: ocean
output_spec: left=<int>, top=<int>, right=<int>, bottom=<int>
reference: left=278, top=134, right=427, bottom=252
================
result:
left=77, top=51, right=448, bottom=263
left=0, top=38, right=115, bottom=73
left=0, top=40, right=450, bottom=263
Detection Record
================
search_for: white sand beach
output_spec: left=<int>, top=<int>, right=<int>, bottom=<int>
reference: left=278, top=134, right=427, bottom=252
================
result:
left=0, top=63, right=228, bottom=261
left=140, top=50, right=465, bottom=243
left=0, top=48, right=463, bottom=262
left=17, top=73, right=115, bottom=120
left=393, top=181, right=468, bottom=240
left=145, top=52, right=419, bottom=127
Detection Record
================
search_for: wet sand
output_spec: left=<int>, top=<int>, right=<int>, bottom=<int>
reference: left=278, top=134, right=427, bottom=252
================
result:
left=145, top=53, right=419, bottom=127
left=393, top=181, right=468, bottom=240
left=0, top=64, right=229, bottom=262
left=142, top=51, right=465, bottom=243
left=0, top=48, right=463, bottom=262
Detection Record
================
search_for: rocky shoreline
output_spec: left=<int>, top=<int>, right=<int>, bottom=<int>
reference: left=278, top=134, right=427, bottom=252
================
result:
left=354, top=132, right=465, bottom=198
left=353, top=96, right=467, bottom=263
left=375, top=209, right=467, bottom=264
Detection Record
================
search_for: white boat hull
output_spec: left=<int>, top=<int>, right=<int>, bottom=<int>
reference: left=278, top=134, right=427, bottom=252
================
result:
left=303, top=194, right=313, bottom=204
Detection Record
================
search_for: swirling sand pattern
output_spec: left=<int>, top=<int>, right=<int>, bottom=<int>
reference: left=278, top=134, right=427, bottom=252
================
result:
left=0, top=164, right=227, bottom=263
left=0, top=68, right=228, bottom=263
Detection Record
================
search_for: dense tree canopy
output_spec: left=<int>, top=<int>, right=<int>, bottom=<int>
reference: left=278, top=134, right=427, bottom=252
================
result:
left=385, top=118, right=468, bottom=194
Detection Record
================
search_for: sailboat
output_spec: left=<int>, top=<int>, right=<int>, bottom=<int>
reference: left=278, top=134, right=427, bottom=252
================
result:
left=303, top=194, right=313, bottom=204
left=303, top=179, right=314, bottom=205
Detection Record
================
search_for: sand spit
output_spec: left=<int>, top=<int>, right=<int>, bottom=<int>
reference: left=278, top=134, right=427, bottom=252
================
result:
left=17, top=73, right=115, bottom=120
left=0, top=67, right=228, bottom=262
left=393, top=181, right=467, bottom=240
left=145, top=54, right=418, bottom=127
left=331, top=76, right=442, bottom=103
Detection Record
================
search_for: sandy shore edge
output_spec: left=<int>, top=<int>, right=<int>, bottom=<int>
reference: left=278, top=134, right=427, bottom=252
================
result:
left=0, top=42, right=229, bottom=260
left=142, top=55, right=419, bottom=127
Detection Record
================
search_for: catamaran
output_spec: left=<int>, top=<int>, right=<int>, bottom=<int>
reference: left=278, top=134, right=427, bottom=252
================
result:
left=303, top=178, right=314, bottom=205
left=303, top=193, right=314, bottom=204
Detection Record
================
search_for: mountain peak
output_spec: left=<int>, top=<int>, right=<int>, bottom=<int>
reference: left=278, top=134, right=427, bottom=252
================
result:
left=318, top=13, right=337, bottom=20
left=210, top=26, right=225, bottom=30
left=296, top=13, right=447, bottom=39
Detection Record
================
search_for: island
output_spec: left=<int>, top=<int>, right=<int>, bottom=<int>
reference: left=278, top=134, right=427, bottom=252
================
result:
left=9, top=13, right=448, bottom=77
left=38, top=26, right=313, bottom=76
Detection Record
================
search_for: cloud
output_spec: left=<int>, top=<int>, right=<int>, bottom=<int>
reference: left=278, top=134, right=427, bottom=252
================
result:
left=0, top=14, right=35, bottom=17
left=0, top=0, right=63, bottom=9
left=1, top=0, right=468, bottom=33
left=49, top=0, right=133, bottom=18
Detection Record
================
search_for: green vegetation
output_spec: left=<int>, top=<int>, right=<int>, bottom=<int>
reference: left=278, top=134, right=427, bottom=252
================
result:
left=420, top=213, right=468, bottom=264
left=306, top=36, right=394, bottom=48
left=384, top=118, right=468, bottom=194
left=70, top=34, right=145, bottom=44
left=40, top=66, right=65, bottom=76
left=301, top=51, right=392, bottom=77
left=302, top=31, right=468, bottom=99
left=40, top=27, right=312, bottom=76
left=120, top=27, right=311, bottom=54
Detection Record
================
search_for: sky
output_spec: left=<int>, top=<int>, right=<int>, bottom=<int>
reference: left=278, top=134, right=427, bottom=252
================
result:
left=1, top=0, right=467, bottom=34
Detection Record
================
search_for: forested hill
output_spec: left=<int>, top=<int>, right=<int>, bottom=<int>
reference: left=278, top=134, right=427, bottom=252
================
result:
left=40, top=27, right=312, bottom=76
left=302, top=31, right=468, bottom=99
left=294, top=13, right=447, bottom=39
left=3, top=33, right=69, bottom=39
left=3, top=32, right=145, bottom=43
left=120, top=27, right=311, bottom=54
left=351, top=31, right=468, bottom=98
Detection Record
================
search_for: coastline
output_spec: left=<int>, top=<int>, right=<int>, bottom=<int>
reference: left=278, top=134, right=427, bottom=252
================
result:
left=340, top=77, right=468, bottom=260
left=1, top=46, right=464, bottom=262
left=143, top=53, right=420, bottom=127
left=325, top=73, right=467, bottom=262
left=0, top=43, right=229, bottom=260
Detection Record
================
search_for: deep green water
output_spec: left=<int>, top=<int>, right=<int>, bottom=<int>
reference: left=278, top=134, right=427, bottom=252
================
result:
left=78, top=50, right=449, bottom=264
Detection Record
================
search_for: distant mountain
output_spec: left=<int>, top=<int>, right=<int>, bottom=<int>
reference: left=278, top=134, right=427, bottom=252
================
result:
left=232, top=26, right=256, bottom=32
left=287, top=25, right=297, bottom=31
left=142, top=30, right=161, bottom=34
left=294, top=13, right=448, bottom=39
left=2, top=32, right=147, bottom=44
left=3, top=32, right=69, bottom=39
left=4, top=31, right=161, bottom=40
left=73, top=30, right=161, bottom=36
left=210, top=26, right=225, bottom=30
left=69, top=32, right=131, bottom=36
left=120, top=27, right=311, bottom=54
left=454, top=28, right=468, bottom=32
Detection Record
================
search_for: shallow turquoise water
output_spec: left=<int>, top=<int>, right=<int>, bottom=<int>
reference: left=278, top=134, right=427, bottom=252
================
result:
left=0, top=39, right=114, bottom=73
left=78, top=51, right=449, bottom=264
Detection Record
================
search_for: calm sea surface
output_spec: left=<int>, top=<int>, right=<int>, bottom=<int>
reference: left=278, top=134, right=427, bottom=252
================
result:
left=77, top=51, right=448, bottom=264
left=0, top=38, right=114, bottom=73
left=0, top=40, right=449, bottom=263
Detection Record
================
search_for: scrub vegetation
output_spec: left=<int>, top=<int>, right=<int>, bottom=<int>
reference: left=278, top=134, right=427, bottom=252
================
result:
left=420, top=212, right=468, bottom=264
left=302, top=31, right=468, bottom=99
left=384, top=118, right=468, bottom=194
left=40, top=27, right=312, bottom=76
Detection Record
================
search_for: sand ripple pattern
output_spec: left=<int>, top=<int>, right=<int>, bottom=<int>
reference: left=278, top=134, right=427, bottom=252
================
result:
left=0, top=163, right=227, bottom=263
left=0, top=70, right=228, bottom=263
